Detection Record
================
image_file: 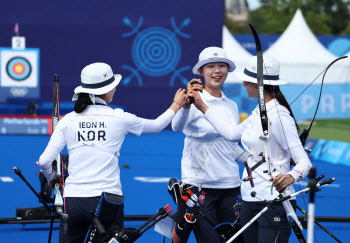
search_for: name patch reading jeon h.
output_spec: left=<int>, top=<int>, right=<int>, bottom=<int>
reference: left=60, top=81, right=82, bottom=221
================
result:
left=78, top=121, right=106, bottom=141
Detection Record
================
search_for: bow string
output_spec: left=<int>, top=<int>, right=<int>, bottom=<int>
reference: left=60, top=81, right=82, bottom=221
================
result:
left=298, top=56, right=348, bottom=148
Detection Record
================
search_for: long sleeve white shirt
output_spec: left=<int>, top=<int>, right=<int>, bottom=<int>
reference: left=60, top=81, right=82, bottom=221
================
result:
left=204, top=99, right=312, bottom=201
left=172, top=90, right=242, bottom=188
left=38, top=97, right=175, bottom=197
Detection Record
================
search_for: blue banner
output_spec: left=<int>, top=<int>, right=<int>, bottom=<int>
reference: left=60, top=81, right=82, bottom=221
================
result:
left=223, top=83, right=350, bottom=121
left=310, top=139, right=350, bottom=166
left=234, top=34, right=350, bottom=57
left=234, top=34, right=280, bottom=55
left=0, top=0, right=224, bottom=118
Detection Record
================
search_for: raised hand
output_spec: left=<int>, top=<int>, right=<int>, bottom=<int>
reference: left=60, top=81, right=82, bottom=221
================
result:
left=183, top=79, right=203, bottom=109
left=187, top=78, right=203, bottom=93
left=48, top=172, right=61, bottom=189
left=170, top=88, right=188, bottom=113
left=187, top=91, right=209, bottom=114
left=174, top=88, right=188, bottom=107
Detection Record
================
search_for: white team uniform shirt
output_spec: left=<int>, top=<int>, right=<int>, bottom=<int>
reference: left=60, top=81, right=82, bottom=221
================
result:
left=204, top=99, right=312, bottom=201
left=241, top=100, right=304, bottom=201
left=172, top=89, right=241, bottom=188
left=39, top=97, right=175, bottom=197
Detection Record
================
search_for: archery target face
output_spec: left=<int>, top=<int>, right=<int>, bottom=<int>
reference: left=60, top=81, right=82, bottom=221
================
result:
left=7, top=57, right=32, bottom=81
left=1, top=50, right=38, bottom=87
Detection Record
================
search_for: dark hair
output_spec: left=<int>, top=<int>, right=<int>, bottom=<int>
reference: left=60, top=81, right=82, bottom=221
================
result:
left=74, top=93, right=93, bottom=113
left=264, top=85, right=299, bottom=131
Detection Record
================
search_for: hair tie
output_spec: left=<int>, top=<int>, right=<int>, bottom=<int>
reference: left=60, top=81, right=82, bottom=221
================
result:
left=72, top=93, right=96, bottom=104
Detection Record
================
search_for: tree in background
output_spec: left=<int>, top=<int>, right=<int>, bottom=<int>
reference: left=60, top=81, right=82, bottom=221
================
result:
left=301, top=0, right=350, bottom=34
left=226, top=0, right=350, bottom=35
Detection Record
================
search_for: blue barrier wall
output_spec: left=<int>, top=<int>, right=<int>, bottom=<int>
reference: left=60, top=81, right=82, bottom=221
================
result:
left=0, top=0, right=224, bottom=118
left=311, top=139, right=350, bottom=166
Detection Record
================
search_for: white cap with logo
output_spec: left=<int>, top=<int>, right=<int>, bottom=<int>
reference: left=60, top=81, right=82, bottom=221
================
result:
left=192, top=47, right=236, bottom=75
left=74, top=63, right=122, bottom=95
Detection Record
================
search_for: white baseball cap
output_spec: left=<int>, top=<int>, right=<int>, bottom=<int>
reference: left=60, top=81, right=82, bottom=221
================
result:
left=237, top=55, right=287, bottom=85
left=192, top=47, right=236, bottom=75
left=74, top=63, right=122, bottom=95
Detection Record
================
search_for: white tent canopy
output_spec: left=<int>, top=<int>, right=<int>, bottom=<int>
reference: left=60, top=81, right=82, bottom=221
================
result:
left=222, top=25, right=252, bottom=83
left=265, top=9, right=350, bottom=84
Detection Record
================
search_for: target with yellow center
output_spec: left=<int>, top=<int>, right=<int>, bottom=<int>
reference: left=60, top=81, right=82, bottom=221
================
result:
left=6, top=57, right=32, bottom=81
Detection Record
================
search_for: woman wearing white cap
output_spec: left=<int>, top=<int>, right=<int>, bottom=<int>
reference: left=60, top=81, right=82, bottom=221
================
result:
left=188, top=55, right=312, bottom=242
left=172, top=47, right=248, bottom=242
left=37, top=62, right=187, bottom=242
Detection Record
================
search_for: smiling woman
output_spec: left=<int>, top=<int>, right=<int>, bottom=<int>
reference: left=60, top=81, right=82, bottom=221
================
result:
left=188, top=54, right=313, bottom=243
left=171, top=46, right=248, bottom=242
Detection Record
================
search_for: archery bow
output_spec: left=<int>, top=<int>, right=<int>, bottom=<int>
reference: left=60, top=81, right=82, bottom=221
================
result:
left=248, top=24, right=276, bottom=179
left=52, top=74, right=66, bottom=219
left=52, top=74, right=61, bottom=176
left=249, top=24, right=306, bottom=241
left=297, top=56, right=348, bottom=148
left=286, top=55, right=348, bottom=169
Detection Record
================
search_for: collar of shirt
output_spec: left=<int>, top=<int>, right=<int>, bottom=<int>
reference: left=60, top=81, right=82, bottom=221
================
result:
left=95, top=97, right=107, bottom=105
left=266, top=98, right=280, bottom=112
left=201, top=89, right=228, bottom=101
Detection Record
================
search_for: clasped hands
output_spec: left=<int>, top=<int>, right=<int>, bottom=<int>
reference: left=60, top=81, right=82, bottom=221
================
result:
left=182, top=79, right=209, bottom=114
left=172, top=79, right=206, bottom=111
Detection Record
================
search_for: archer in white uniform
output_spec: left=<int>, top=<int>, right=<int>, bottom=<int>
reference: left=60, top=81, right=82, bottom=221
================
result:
left=37, top=62, right=187, bottom=242
left=188, top=55, right=312, bottom=243
left=172, top=47, right=248, bottom=242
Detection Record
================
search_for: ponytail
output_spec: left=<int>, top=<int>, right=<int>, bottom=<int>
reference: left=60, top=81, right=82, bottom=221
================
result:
left=264, top=85, right=299, bottom=131
left=74, top=93, right=92, bottom=113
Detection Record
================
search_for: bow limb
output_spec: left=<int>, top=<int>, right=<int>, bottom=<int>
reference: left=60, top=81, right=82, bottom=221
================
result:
left=299, top=56, right=348, bottom=147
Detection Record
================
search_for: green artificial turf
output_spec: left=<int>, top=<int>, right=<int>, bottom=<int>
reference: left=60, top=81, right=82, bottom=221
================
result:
left=298, top=119, right=350, bottom=143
